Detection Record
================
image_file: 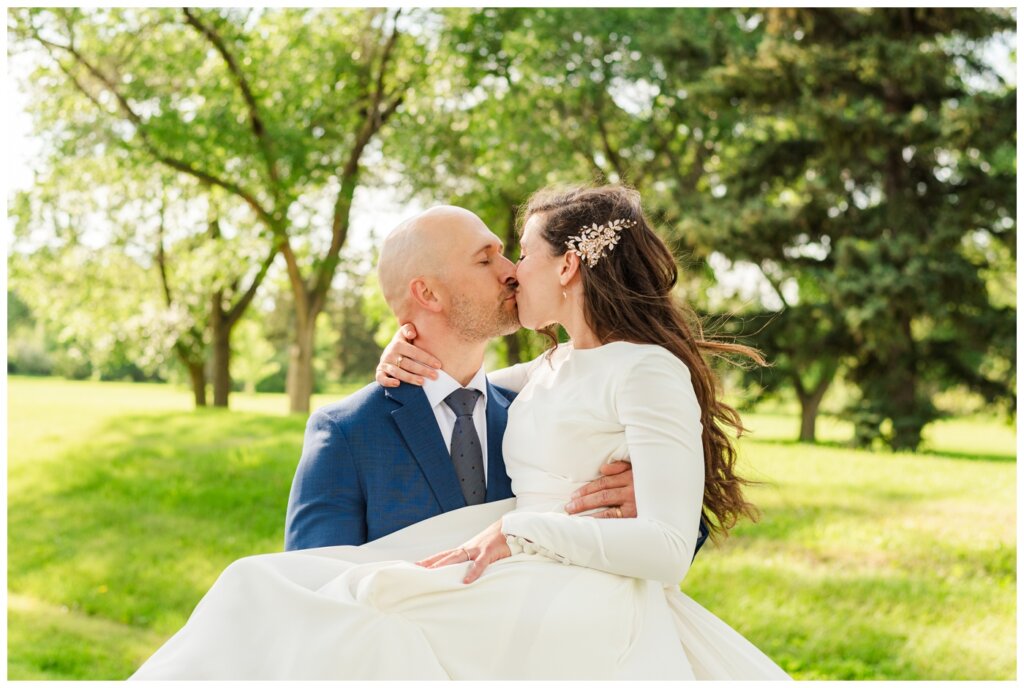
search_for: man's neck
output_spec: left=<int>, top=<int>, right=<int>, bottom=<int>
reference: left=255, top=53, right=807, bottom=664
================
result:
left=412, top=321, right=488, bottom=387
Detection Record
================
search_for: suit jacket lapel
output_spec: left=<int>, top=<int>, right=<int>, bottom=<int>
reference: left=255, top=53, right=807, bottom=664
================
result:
left=485, top=381, right=514, bottom=501
left=386, top=384, right=466, bottom=513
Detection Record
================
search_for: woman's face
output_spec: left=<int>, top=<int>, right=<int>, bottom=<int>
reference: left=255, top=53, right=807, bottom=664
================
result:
left=514, top=214, right=566, bottom=330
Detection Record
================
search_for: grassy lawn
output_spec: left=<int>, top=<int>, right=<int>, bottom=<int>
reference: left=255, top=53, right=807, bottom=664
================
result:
left=6, top=375, right=1017, bottom=679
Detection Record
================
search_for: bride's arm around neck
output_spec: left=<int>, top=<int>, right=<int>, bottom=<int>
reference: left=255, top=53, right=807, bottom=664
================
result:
left=486, top=346, right=559, bottom=392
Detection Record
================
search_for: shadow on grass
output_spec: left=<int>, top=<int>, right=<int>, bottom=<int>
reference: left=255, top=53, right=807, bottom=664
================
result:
left=9, top=410, right=308, bottom=645
left=750, top=437, right=1016, bottom=464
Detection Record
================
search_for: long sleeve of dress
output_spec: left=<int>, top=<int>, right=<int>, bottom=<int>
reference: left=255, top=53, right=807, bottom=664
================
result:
left=500, top=349, right=705, bottom=587
left=486, top=351, right=549, bottom=393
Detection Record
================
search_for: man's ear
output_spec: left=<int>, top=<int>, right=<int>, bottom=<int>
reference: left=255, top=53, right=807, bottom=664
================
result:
left=558, top=251, right=581, bottom=287
left=409, top=277, right=443, bottom=313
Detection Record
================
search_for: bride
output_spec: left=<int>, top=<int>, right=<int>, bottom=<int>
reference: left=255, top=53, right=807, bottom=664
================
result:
left=130, top=185, right=789, bottom=680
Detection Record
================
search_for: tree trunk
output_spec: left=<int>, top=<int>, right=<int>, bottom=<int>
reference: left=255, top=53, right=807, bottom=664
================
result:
left=503, top=201, right=522, bottom=365
left=287, top=317, right=317, bottom=414
left=889, top=315, right=923, bottom=451
left=504, top=332, right=522, bottom=366
left=882, top=81, right=924, bottom=452
left=791, top=360, right=837, bottom=444
left=797, top=390, right=823, bottom=443
left=210, top=288, right=232, bottom=408
left=187, top=361, right=207, bottom=407
left=211, top=319, right=231, bottom=407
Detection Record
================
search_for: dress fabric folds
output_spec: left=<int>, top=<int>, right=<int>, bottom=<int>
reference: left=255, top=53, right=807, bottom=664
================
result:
left=131, top=343, right=790, bottom=680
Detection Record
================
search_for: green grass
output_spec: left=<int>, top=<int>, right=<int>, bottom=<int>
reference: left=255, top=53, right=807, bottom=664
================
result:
left=7, top=376, right=1017, bottom=679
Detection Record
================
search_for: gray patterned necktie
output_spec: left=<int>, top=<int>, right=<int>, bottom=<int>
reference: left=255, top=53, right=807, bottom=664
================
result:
left=444, top=388, right=486, bottom=506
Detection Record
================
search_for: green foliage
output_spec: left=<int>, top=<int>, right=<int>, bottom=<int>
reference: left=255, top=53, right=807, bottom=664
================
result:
left=8, top=7, right=441, bottom=410
left=8, top=7, right=1017, bottom=430
left=7, top=377, right=1016, bottom=679
left=325, top=257, right=388, bottom=381
left=230, top=319, right=279, bottom=394
left=703, top=8, right=1016, bottom=449
left=7, top=290, right=53, bottom=376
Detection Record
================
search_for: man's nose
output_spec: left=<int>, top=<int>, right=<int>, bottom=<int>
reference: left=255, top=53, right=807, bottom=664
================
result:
left=496, top=253, right=517, bottom=280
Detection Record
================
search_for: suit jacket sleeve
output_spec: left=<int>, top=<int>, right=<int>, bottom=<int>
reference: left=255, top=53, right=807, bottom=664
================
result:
left=284, top=408, right=367, bottom=550
left=500, top=350, right=705, bottom=587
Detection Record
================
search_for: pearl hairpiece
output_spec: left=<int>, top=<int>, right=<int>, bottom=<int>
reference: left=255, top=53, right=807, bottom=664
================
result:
left=565, top=218, right=636, bottom=268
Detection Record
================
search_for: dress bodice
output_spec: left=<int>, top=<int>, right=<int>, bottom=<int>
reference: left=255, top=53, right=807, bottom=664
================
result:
left=502, top=343, right=633, bottom=512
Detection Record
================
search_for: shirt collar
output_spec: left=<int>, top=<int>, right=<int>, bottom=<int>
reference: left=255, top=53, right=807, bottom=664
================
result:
left=422, top=365, right=489, bottom=411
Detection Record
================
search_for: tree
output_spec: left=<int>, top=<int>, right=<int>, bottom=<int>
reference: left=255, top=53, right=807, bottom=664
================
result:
left=7, top=132, right=273, bottom=406
left=382, top=8, right=587, bottom=364
left=386, top=9, right=763, bottom=364
left=704, top=8, right=1016, bottom=449
left=326, top=256, right=386, bottom=382
left=10, top=7, right=433, bottom=412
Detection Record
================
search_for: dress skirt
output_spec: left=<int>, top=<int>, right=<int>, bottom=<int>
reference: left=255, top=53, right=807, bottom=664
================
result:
left=131, top=499, right=788, bottom=680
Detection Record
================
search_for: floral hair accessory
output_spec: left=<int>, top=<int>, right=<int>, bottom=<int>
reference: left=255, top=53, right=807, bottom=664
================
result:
left=565, top=218, right=636, bottom=268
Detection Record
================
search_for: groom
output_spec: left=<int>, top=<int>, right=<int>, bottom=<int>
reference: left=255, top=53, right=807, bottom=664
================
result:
left=284, top=206, right=644, bottom=551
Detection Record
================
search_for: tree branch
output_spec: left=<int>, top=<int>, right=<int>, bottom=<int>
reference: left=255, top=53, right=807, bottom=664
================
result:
left=758, top=262, right=791, bottom=308
left=31, top=30, right=277, bottom=230
left=226, top=240, right=280, bottom=326
left=182, top=8, right=283, bottom=196
left=156, top=191, right=174, bottom=307
left=593, top=90, right=626, bottom=180
left=313, top=9, right=404, bottom=307
left=279, top=240, right=309, bottom=323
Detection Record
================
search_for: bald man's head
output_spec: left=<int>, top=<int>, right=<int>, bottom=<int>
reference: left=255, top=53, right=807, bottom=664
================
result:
left=377, top=205, right=491, bottom=319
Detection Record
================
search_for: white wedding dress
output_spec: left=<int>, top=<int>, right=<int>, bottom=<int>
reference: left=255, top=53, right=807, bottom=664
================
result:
left=131, top=342, right=789, bottom=680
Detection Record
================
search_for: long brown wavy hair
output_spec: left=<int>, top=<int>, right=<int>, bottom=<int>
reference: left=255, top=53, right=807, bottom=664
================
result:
left=521, top=184, right=765, bottom=541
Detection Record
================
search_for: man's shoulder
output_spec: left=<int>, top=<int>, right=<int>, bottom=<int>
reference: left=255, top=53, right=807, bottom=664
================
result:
left=312, top=382, right=393, bottom=426
left=489, top=383, right=517, bottom=405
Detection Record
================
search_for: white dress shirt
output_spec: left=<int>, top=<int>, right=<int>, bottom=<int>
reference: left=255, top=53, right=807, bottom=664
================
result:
left=420, top=366, right=489, bottom=481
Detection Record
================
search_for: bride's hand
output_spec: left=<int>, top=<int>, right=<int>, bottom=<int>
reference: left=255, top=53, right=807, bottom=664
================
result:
left=376, top=323, right=442, bottom=387
left=414, top=520, right=511, bottom=584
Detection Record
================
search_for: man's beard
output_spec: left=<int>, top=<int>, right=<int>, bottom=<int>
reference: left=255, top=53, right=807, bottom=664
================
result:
left=448, top=290, right=521, bottom=342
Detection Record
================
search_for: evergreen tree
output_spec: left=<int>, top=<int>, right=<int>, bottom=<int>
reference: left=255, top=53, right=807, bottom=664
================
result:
left=707, top=8, right=1015, bottom=449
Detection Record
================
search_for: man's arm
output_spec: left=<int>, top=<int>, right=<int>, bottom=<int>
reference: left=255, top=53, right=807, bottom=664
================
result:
left=284, top=409, right=367, bottom=550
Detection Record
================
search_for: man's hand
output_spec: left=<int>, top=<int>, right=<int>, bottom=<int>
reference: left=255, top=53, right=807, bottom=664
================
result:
left=565, top=460, right=636, bottom=518
left=375, top=323, right=441, bottom=387
left=415, top=519, right=511, bottom=584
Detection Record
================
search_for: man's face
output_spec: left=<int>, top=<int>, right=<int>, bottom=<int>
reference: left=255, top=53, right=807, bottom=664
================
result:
left=436, top=217, right=521, bottom=342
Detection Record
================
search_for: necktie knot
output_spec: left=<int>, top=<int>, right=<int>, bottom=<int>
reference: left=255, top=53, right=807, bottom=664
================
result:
left=444, top=388, right=481, bottom=418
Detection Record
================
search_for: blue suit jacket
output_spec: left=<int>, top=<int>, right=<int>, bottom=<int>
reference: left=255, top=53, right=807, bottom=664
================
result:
left=284, top=379, right=516, bottom=550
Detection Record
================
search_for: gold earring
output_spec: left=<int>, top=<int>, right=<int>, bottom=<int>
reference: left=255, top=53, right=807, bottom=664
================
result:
left=562, top=290, right=567, bottom=300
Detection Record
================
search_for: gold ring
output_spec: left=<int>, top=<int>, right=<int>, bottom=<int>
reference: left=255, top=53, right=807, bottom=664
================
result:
left=395, top=355, right=404, bottom=366
left=614, top=507, right=623, bottom=518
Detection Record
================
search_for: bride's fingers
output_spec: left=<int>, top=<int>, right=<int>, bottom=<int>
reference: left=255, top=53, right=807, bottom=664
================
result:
left=463, top=552, right=497, bottom=584
left=392, top=341, right=442, bottom=372
left=377, top=362, right=426, bottom=387
left=425, top=550, right=468, bottom=569
left=415, top=550, right=453, bottom=567
left=376, top=342, right=442, bottom=387
left=395, top=355, right=441, bottom=380
left=589, top=508, right=621, bottom=519
left=397, top=323, right=418, bottom=342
